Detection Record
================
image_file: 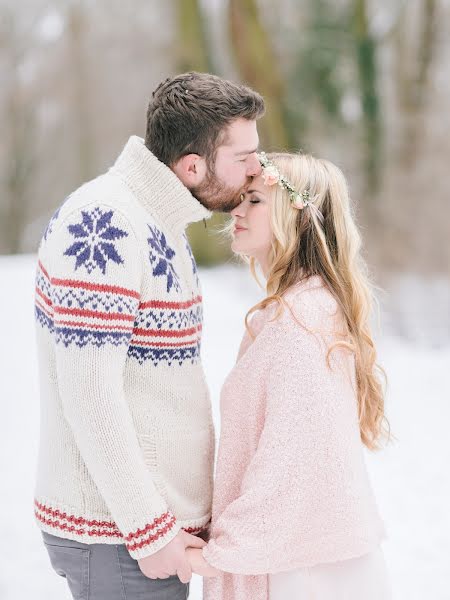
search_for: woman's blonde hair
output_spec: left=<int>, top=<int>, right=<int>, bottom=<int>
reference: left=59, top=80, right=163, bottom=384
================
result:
left=242, top=152, right=388, bottom=450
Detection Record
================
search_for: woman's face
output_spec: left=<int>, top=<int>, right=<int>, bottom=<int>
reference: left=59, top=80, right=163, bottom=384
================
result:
left=230, top=175, right=273, bottom=268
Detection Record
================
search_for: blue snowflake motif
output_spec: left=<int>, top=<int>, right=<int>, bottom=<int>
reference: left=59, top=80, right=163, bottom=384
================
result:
left=183, top=234, right=197, bottom=275
left=44, top=193, right=74, bottom=241
left=147, top=225, right=181, bottom=293
left=184, top=233, right=199, bottom=286
left=64, top=208, right=128, bottom=274
left=44, top=206, right=61, bottom=241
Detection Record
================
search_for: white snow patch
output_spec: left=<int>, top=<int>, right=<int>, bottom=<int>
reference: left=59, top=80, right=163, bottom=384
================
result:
left=0, top=255, right=449, bottom=599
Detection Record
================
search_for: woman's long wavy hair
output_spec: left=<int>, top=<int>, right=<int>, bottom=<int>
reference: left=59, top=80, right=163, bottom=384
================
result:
left=240, top=152, right=389, bottom=450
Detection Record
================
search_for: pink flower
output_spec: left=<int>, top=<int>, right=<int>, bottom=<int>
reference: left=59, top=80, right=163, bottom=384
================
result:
left=292, top=195, right=305, bottom=209
left=262, top=166, right=279, bottom=186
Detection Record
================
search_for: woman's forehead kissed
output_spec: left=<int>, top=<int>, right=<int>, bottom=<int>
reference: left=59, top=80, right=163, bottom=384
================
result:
left=246, top=180, right=267, bottom=197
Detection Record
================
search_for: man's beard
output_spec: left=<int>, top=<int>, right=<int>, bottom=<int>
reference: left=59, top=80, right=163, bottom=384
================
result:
left=190, top=168, right=251, bottom=213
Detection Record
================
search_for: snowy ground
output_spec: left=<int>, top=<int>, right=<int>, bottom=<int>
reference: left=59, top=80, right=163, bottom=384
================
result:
left=1, top=254, right=449, bottom=600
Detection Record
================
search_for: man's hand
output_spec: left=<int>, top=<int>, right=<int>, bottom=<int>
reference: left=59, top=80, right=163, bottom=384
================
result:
left=186, top=547, right=219, bottom=577
left=138, top=530, right=206, bottom=583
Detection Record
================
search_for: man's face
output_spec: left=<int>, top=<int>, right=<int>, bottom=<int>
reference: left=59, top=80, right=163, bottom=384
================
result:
left=191, top=118, right=262, bottom=213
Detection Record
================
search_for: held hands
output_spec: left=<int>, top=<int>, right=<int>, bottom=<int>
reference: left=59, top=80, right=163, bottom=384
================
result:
left=186, top=547, right=220, bottom=577
left=138, top=530, right=206, bottom=583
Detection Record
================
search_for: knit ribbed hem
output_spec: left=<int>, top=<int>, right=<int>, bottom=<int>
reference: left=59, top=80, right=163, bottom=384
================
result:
left=127, top=514, right=181, bottom=560
left=34, top=498, right=210, bottom=560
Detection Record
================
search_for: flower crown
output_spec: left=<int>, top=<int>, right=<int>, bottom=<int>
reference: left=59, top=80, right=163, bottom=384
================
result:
left=257, top=152, right=324, bottom=223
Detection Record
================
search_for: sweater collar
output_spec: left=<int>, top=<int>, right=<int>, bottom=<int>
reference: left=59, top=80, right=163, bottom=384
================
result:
left=109, top=135, right=211, bottom=233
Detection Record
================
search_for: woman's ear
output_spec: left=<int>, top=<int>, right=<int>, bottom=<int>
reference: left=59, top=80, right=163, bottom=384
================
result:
left=172, top=154, right=207, bottom=187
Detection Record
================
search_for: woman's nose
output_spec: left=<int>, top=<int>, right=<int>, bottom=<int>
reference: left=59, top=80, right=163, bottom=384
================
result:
left=231, top=201, right=246, bottom=218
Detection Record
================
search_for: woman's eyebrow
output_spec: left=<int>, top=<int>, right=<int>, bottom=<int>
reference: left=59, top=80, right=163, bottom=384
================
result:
left=246, top=188, right=263, bottom=195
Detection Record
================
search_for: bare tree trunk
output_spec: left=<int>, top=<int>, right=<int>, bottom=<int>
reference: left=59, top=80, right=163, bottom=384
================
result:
left=175, top=0, right=230, bottom=264
left=0, top=11, right=35, bottom=254
left=228, top=0, right=290, bottom=150
left=176, top=0, right=212, bottom=73
left=3, top=85, right=35, bottom=253
left=66, top=0, right=94, bottom=183
left=353, top=0, right=381, bottom=197
left=395, top=0, right=437, bottom=166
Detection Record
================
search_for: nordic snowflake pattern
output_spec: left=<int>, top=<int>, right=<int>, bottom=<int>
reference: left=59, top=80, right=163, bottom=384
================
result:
left=64, top=208, right=128, bottom=274
left=183, top=233, right=199, bottom=287
left=43, top=194, right=73, bottom=241
left=43, top=207, right=61, bottom=241
left=147, top=224, right=181, bottom=293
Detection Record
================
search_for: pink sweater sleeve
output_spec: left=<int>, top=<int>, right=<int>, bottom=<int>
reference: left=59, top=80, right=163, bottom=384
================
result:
left=203, top=290, right=375, bottom=574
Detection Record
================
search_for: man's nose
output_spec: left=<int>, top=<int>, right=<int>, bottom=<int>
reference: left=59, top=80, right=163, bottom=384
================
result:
left=247, top=154, right=262, bottom=177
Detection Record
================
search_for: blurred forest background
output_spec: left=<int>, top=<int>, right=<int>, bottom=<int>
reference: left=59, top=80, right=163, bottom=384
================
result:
left=2, top=4, right=450, bottom=598
left=1, top=0, right=449, bottom=341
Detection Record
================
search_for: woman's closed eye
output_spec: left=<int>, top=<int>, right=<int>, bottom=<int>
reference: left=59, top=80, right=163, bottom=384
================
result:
left=249, top=197, right=261, bottom=204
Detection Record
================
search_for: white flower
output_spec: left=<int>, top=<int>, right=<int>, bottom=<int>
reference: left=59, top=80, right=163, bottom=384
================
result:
left=262, top=165, right=280, bottom=186
left=291, top=194, right=305, bottom=209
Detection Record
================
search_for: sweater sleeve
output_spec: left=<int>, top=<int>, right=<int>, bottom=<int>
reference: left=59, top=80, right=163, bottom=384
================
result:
left=46, top=204, right=180, bottom=559
left=203, top=294, right=363, bottom=574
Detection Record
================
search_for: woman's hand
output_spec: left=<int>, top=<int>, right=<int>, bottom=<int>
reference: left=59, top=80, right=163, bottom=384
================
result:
left=186, top=547, right=220, bottom=577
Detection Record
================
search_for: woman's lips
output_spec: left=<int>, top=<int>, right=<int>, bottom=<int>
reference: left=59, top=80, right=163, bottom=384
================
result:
left=234, top=225, right=247, bottom=233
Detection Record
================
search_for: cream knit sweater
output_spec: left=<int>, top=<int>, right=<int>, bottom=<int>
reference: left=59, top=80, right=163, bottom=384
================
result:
left=34, top=136, right=215, bottom=560
left=203, top=276, right=385, bottom=600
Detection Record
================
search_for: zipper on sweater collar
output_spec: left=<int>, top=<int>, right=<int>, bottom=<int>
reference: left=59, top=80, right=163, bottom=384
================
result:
left=109, top=135, right=211, bottom=234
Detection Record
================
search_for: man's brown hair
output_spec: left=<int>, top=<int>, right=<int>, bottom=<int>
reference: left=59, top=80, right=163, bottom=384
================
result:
left=145, top=72, right=265, bottom=167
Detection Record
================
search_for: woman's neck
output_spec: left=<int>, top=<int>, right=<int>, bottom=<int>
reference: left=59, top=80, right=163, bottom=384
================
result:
left=255, top=254, right=270, bottom=279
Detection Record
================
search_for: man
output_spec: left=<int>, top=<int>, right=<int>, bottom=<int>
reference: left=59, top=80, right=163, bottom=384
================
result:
left=34, top=71, right=264, bottom=599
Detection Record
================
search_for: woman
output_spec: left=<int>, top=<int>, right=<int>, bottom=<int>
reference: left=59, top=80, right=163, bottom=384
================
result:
left=188, top=152, right=391, bottom=599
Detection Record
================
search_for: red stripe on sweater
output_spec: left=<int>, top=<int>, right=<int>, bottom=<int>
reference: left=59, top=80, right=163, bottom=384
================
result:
left=34, top=500, right=179, bottom=544
left=35, top=512, right=122, bottom=538
left=38, top=261, right=50, bottom=281
left=133, top=325, right=201, bottom=338
left=53, top=306, right=136, bottom=322
left=183, top=526, right=206, bottom=534
left=35, top=500, right=120, bottom=531
left=36, top=512, right=202, bottom=547
left=35, top=299, right=54, bottom=319
left=126, top=517, right=177, bottom=551
left=130, top=339, right=197, bottom=348
left=36, top=287, right=53, bottom=307
left=139, top=296, right=202, bottom=310
left=123, top=512, right=173, bottom=541
left=51, top=278, right=140, bottom=299
left=55, top=319, right=133, bottom=332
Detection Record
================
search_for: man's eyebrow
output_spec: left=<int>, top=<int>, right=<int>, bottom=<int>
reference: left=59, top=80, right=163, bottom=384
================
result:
left=235, top=148, right=259, bottom=156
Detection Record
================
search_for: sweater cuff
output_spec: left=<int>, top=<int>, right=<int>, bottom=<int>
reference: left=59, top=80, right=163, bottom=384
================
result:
left=201, top=540, right=238, bottom=573
left=202, top=539, right=269, bottom=575
left=125, top=510, right=180, bottom=560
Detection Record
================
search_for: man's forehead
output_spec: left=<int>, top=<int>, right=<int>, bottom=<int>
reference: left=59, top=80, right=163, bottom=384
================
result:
left=221, top=118, right=259, bottom=148
left=234, top=146, right=259, bottom=156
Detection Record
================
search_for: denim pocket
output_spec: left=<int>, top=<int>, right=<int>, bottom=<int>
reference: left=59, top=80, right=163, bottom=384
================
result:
left=44, top=539, right=90, bottom=600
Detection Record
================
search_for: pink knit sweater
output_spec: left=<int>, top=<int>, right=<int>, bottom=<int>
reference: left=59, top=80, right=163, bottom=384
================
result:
left=202, top=276, right=385, bottom=600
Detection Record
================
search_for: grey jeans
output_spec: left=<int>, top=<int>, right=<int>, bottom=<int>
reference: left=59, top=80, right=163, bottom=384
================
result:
left=42, top=532, right=189, bottom=600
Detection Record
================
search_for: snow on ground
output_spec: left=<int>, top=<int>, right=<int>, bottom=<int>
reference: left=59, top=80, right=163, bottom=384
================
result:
left=0, top=254, right=449, bottom=600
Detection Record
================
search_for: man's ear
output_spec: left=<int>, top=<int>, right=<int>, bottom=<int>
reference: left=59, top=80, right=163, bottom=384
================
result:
left=172, top=154, right=207, bottom=187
